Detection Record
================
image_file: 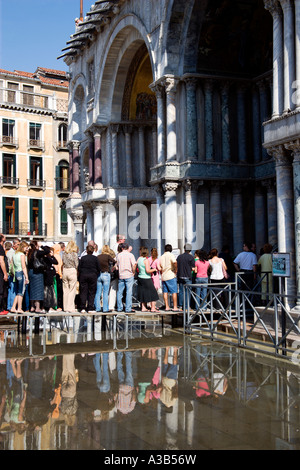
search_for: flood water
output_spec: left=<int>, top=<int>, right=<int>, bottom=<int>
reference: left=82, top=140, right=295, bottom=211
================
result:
left=1, top=316, right=300, bottom=451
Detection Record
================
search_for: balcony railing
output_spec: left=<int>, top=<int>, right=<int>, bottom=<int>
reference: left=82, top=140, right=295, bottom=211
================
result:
left=1, top=222, right=47, bottom=238
left=0, top=135, right=18, bottom=147
left=55, top=141, right=68, bottom=150
left=0, top=87, right=68, bottom=113
left=55, top=177, right=70, bottom=193
left=0, top=176, right=19, bottom=188
left=27, top=139, right=45, bottom=151
left=27, top=179, right=46, bottom=190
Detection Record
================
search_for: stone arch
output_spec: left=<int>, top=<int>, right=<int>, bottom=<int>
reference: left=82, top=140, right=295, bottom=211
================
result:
left=95, top=15, right=155, bottom=124
left=69, top=74, right=87, bottom=141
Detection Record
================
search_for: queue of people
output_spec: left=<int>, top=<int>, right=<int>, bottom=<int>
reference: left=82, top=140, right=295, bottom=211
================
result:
left=0, top=232, right=273, bottom=315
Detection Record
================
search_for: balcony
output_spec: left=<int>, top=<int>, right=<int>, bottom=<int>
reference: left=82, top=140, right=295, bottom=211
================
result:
left=27, top=179, right=46, bottom=190
left=0, top=176, right=19, bottom=188
left=55, top=140, right=68, bottom=151
left=27, top=139, right=45, bottom=151
left=1, top=222, right=47, bottom=238
left=0, top=135, right=18, bottom=148
left=0, top=87, right=68, bottom=115
left=55, top=177, right=70, bottom=194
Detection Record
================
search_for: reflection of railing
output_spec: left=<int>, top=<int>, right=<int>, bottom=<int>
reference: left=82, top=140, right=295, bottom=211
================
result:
left=183, top=280, right=300, bottom=359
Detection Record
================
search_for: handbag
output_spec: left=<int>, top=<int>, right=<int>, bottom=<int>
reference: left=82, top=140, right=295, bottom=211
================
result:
left=33, top=251, right=45, bottom=272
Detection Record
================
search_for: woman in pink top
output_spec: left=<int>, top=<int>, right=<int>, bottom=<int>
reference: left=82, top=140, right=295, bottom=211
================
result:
left=148, top=248, right=162, bottom=290
left=195, top=250, right=210, bottom=309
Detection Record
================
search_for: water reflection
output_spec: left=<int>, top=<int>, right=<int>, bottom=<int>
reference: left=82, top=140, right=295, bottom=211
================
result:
left=1, top=321, right=300, bottom=450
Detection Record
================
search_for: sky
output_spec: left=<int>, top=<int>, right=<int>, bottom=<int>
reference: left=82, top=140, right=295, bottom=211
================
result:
left=0, top=0, right=92, bottom=73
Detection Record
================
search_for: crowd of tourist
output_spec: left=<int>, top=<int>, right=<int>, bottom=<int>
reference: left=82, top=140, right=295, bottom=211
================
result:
left=0, top=232, right=273, bottom=315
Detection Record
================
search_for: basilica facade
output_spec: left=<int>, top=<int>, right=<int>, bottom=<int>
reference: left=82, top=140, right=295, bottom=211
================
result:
left=60, top=0, right=300, bottom=306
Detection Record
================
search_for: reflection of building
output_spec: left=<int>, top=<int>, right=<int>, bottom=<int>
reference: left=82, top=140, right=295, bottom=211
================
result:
left=60, top=0, right=300, bottom=306
left=0, top=67, right=72, bottom=242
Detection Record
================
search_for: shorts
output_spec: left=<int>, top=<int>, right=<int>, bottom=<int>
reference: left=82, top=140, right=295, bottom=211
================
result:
left=162, top=278, right=178, bottom=294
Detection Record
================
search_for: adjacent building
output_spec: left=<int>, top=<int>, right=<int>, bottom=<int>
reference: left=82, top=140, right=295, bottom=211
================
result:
left=60, top=0, right=300, bottom=307
left=0, top=66, right=72, bottom=243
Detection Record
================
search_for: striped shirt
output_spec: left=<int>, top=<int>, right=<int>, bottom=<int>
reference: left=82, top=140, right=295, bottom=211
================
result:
left=116, top=250, right=136, bottom=279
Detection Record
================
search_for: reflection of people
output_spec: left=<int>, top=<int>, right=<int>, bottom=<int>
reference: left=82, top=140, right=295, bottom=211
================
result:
left=137, top=349, right=160, bottom=405
left=115, top=352, right=136, bottom=415
left=159, top=347, right=179, bottom=411
left=60, top=354, right=78, bottom=426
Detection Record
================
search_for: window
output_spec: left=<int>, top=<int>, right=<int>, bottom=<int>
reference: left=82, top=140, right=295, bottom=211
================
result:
left=30, top=199, right=42, bottom=235
left=7, top=82, right=18, bottom=103
left=2, top=197, right=18, bottom=235
left=2, top=119, right=16, bottom=146
left=55, top=160, right=69, bottom=192
left=29, top=156, right=43, bottom=188
left=29, top=122, right=42, bottom=146
left=23, top=85, right=34, bottom=106
left=2, top=153, right=16, bottom=184
left=60, top=200, right=68, bottom=235
left=58, top=123, right=67, bottom=149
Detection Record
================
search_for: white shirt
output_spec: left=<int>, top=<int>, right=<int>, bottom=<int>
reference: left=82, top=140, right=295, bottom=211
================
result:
left=234, top=251, right=257, bottom=270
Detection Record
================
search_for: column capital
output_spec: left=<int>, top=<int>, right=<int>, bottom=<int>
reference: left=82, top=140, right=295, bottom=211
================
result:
left=162, top=181, right=180, bottom=193
left=279, top=0, right=293, bottom=10
left=149, top=82, right=165, bottom=97
left=163, top=76, right=180, bottom=94
left=264, top=0, right=282, bottom=16
left=110, top=123, right=120, bottom=134
left=184, top=76, right=198, bottom=91
left=183, top=179, right=199, bottom=193
left=267, top=144, right=293, bottom=165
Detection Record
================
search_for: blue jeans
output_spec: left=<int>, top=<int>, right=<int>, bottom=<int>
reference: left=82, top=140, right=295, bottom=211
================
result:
left=7, top=275, right=17, bottom=310
left=195, top=277, right=208, bottom=308
left=117, top=276, right=134, bottom=312
left=93, top=353, right=110, bottom=393
left=178, top=278, right=192, bottom=308
left=94, top=272, right=111, bottom=312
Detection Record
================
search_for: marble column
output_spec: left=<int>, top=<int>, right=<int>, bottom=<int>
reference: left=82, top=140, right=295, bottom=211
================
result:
left=280, top=0, right=296, bottom=113
left=269, top=145, right=296, bottom=305
left=86, top=205, right=94, bottom=241
left=71, top=211, right=84, bottom=254
left=258, top=80, right=270, bottom=160
left=123, top=124, right=133, bottom=187
left=184, top=180, right=198, bottom=247
left=151, top=125, right=157, bottom=168
left=93, top=202, right=103, bottom=250
left=252, top=85, right=262, bottom=162
left=72, top=141, right=80, bottom=195
left=152, top=185, right=164, bottom=257
left=254, top=183, right=267, bottom=251
left=284, top=140, right=300, bottom=309
left=221, top=82, right=231, bottom=162
left=264, top=0, right=284, bottom=117
left=150, top=83, right=166, bottom=166
left=162, top=182, right=179, bottom=248
left=204, top=80, right=214, bottom=161
left=94, top=130, right=103, bottom=188
left=295, top=0, right=300, bottom=110
left=237, top=84, right=247, bottom=162
left=138, top=126, right=146, bottom=186
left=88, top=135, right=94, bottom=187
left=106, top=128, right=112, bottom=187
left=263, top=179, right=278, bottom=246
left=185, top=77, right=198, bottom=160
left=165, top=77, right=179, bottom=162
left=210, top=183, right=223, bottom=252
left=111, top=124, right=119, bottom=187
left=232, top=183, right=244, bottom=257
left=68, top=143, right=73, bottom=193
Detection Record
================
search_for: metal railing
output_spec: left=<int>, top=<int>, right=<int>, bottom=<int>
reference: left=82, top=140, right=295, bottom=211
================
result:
left=1, top=222, right=47, bottom=237
left=183, top=274, right=300, bottom=360
left=0, top=176, right=19, bottom=187
left=55, top=177, right=70, bottom=192
left=0, top=135, right=18, bottom=147
left=27, top=178, right=46, bottom=190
